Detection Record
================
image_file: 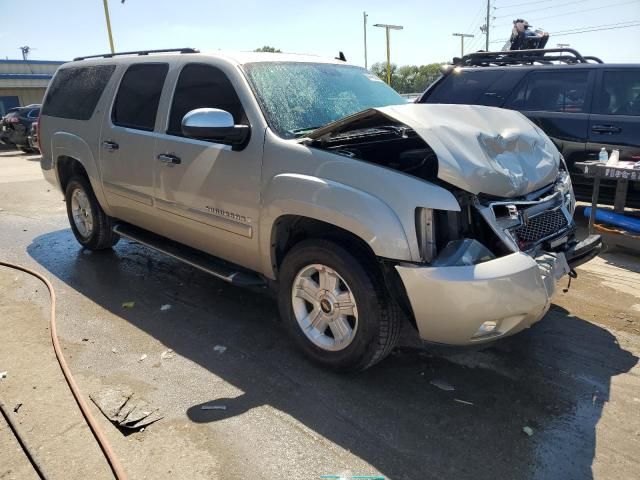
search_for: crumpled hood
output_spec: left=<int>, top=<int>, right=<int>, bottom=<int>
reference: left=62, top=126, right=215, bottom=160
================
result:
left=310, top=103, right=560, bottom=198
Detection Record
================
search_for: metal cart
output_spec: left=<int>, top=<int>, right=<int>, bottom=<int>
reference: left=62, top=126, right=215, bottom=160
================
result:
left=574, top=161, right=640, bottom=251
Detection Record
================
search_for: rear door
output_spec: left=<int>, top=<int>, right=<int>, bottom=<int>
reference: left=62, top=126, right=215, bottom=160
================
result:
left=100, top=62, right=169, bottom=223
left=588, top=68, right=640, bottom=161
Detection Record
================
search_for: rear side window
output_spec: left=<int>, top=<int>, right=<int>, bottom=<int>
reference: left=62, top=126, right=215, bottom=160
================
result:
left=599, top=70, right=640, bottom=116
left=507, top=71, right=591, bottom=113
left=112, top=63, right=169, bottom=131
left=167, top=63, right=246, bottom=137
left=42, top=65, right=115, bottom=120
left=424, top=70, right=506, bottom=104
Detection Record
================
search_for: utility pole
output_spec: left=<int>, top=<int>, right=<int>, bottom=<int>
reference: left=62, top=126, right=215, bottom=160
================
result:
left=485, top=0, right=491, bottom=50
left=102, top=0, right=115, bottom=54
left=374, top=23, right=403, bottom=86
left=452, top=33, right=474, bottom=57
left=363, top=12, right=368, bottom=69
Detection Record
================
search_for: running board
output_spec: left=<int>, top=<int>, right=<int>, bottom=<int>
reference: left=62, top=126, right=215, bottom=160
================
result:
left=113, top=223, right=265, bottom=287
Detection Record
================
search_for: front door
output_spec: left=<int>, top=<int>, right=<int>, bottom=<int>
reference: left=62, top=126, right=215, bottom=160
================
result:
left=100, top=62, right=168, bottom=224
left=152, top=62, right=263, bottom=271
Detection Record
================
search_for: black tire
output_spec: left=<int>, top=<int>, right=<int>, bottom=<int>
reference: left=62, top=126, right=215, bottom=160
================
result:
left=65, top=175, right=120, bottom=250
left=278, top=239, right=401, bottom=372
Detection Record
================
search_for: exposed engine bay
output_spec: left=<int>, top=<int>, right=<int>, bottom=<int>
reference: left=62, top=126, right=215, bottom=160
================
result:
left=307, top=116, right=439, bottom=182
left=305, top=105, right=586, bottom=267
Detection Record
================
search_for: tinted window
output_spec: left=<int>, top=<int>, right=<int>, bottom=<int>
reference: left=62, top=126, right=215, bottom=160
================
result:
left=424, top=70, right=506, bottom=104
left=599, top=70, right=640, bottom=116
left=508, top=71, right=590, bottom=113
left=112, top=63, right=168, bottom=131
left=42, top=65, right=115, bottom=120
left=167, top=64, right=246, bottom=137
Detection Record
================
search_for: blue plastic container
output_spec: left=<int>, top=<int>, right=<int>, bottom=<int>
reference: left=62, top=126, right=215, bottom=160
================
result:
left=584, top=207, right=640, bottom=233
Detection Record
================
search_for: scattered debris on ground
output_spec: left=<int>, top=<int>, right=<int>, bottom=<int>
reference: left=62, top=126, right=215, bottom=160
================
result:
left=522, top=426, right=534, bottom=437
left=139, top=354, right=147, bottom=362
left=122, top=301, right=135, bottom=309
left=213, top=345, right=227, bottom=354
left=161, top=349, right=174, bottom=360
left=160, top=304, right=172, bottom=311
left=430, top=379, right=455, bottom=391
left=90, top=386, right=163, bottom=430
left=0, top=371, right=7, bottom=379
left=454, top=399, right=473, bottom=406
left=13, top=403, right=22, bottom=413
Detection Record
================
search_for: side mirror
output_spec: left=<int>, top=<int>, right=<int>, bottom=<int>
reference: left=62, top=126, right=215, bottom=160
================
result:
left=181, top=108, right=250, bottom=146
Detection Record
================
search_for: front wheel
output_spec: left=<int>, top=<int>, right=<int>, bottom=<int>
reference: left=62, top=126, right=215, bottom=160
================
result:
left=65, top=176, right=119, bottom=250
left=278, top=239, right=401, bottom=371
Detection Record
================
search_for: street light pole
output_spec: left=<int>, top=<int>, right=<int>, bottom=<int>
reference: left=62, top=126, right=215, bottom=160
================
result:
left=452, top=33, right=474, bottom=57
left=102, top=0, right=115, bottom=54
left=363, top=12, right=368, bottom=69
left=485, top=0, right=491, bottom=50
left=373, top=23, right=403, bottom=86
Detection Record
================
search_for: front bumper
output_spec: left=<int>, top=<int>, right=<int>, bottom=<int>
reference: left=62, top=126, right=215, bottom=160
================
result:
left=396, top=250, right=573, bottom=345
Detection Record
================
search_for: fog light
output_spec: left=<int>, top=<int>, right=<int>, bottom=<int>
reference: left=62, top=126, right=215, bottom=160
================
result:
left=472, top=321, right=498, bottom=338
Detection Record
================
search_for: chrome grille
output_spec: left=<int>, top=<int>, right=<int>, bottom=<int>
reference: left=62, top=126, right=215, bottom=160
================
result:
left=512, top=209, right=568, bottom=244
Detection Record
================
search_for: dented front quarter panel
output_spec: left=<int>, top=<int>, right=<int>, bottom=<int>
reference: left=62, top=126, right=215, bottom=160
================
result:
left=309, top=104, right=560, bottom=198
left=259, top=130, right=461, bottom=277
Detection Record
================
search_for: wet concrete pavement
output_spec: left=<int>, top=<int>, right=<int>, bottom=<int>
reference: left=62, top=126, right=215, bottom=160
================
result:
left=1, top=150, right=640, bottom=479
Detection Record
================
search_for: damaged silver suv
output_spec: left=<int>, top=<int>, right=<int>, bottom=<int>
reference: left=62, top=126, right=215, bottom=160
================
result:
left=39, top=48, right=601, bottom=371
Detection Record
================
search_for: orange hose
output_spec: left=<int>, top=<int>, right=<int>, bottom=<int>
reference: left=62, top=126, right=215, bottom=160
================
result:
left=0, top=261, right=127, bottom=480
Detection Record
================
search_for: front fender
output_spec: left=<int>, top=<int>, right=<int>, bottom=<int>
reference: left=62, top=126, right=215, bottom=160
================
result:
left=51, top=132, right=111, bottom=215
left=260, top=173, right=412, bottom=279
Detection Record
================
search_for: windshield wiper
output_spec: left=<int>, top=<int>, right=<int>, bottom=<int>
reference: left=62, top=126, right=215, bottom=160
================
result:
left=290, top=126, right=326, bottom=136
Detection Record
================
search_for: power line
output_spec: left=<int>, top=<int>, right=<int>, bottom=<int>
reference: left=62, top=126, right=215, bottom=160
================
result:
left=518, top=0, right=639, bottom=23
left=494, top=0, right=589, bottom=19
left=554, top=21, right=640, bottom=36
left=492, top=0, right=639, bottom=29
left=490, top=19, right=640, bottom=42
left=493, top=0, right=556, bottom=9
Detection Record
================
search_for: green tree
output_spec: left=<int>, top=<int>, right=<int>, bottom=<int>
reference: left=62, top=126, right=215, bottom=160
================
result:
left=370, top=62, right=444, bottom=94
left=254, top=46, right=282, bottom=53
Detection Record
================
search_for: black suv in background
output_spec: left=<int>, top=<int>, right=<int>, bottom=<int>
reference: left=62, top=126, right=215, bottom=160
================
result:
left=0, top=104, right=41, bottom=153
left=418, top=49, right=640, bottom=207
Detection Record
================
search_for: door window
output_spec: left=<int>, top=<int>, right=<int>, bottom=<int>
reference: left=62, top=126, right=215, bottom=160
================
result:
left=167, top=63, right=246, bottom=137
left=598, top=70, right=640, bottom=116
left=112, top=63, right=169, bottom=131
left=507, top=71, right=591, bottom=113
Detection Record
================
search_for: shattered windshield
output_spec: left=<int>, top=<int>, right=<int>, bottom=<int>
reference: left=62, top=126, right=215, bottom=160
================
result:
left=243, top=62, right=405, bottom=139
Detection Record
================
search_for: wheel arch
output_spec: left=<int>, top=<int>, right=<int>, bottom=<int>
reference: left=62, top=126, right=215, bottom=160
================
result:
left=259, top=173, right=413, bottom=280
left=52, top=132, right=111, bottom=215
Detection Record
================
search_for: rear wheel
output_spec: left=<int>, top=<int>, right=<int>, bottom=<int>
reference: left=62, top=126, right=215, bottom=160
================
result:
left=278, top=239, right=401, bottom=371
left=65, top=176, right=119, bottom=250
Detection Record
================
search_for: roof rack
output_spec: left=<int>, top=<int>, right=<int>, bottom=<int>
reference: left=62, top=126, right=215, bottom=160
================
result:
left=453, top=48, right=603, bottom=67
left=73, top=47, right=199, bottom=62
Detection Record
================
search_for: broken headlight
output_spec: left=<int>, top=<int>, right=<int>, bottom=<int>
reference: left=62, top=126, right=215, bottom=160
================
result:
left=556, top=156, right=575, bottom=214
left=416, top=207, right=497, bottom=266
left=415, top=207, right=436, bottom=263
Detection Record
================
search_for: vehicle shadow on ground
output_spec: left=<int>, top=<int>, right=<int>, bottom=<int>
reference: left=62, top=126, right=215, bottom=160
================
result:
left=28, top=230, right=638, bottom=480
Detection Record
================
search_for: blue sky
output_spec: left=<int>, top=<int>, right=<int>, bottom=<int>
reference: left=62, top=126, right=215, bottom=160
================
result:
left=1, top=0, right=638, bottom=65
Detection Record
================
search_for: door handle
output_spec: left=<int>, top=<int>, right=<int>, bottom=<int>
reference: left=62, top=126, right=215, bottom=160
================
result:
left=591, top=125, right=622, bottom=134
left=102, top=140, right=119, bottom=151
left=157, top=153, right=181, bottom=165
